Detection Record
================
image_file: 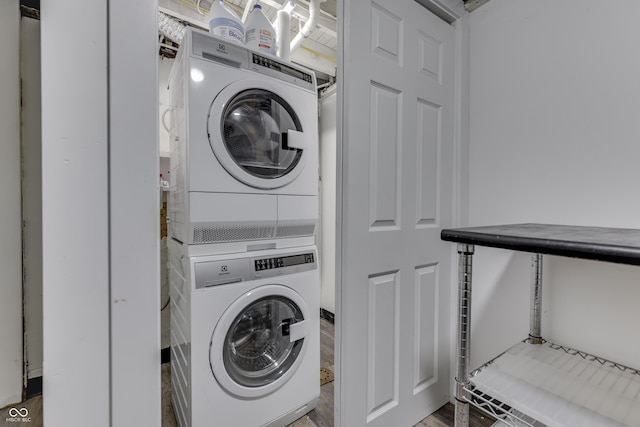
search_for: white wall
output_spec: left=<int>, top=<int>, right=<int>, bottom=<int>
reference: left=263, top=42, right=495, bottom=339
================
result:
left=467, top=0, right=640, bottom=369
left=0, top=0, right=23, bottom=408
left=319, top=88, right=337, bottom=314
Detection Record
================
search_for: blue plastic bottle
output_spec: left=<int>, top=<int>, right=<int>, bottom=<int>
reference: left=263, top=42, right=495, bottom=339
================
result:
left=209, top=0, right=244, bottom=45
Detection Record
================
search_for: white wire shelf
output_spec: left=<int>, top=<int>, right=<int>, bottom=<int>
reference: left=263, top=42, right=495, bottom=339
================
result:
left=466, top=340, right=640, bottom=427
left=466, top=386, right=544, bottom=427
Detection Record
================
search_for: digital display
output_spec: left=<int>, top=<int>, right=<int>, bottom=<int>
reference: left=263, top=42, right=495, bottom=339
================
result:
left=255, top=253, right=315, bottom=271
left=252, top=54, right=313, bottom=84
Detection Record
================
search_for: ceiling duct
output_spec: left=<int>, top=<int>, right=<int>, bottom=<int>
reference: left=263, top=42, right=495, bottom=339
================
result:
left=414, top=0, right=463, bottom=24
left=159, top=11, right=186, bottom=44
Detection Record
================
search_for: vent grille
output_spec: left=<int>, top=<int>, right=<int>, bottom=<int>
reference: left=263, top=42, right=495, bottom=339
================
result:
left=190, top=220, right=316, bottom=244
left=191, top=223, right=276, bottom=244
left=275, top=222, right=315, bottom=238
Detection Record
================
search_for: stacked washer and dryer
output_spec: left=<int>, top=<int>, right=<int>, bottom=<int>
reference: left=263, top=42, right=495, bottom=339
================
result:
left=168, top=28, right=320, bottom=427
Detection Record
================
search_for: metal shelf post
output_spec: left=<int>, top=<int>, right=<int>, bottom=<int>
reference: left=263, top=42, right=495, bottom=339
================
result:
left=529, top=254, right=543, bottom=344
left=455, top=243, right=474, bottom=427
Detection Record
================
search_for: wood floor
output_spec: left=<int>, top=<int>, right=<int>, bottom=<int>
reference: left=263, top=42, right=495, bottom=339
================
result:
left=1, top=318, right=495, bottom=427
left=284, top=319, right=495, bottom=427
left=0, top=395, right=42, bottom=427
left=163, top=318, right=495, bottom=427
left=288, top=317, right=336, bottom=427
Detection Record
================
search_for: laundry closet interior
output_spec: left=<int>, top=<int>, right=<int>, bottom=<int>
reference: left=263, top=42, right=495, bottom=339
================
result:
left=7, top=0, right=640, bottom=426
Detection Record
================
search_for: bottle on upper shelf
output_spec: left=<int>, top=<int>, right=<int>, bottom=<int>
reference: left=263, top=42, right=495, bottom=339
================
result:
left=244, top=4, right=276, bottom=56
left=208, top=0, right=245, bottom=45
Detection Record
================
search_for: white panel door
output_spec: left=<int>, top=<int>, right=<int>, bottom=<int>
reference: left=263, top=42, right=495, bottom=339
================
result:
left=337, top=1, right=456, bottom=426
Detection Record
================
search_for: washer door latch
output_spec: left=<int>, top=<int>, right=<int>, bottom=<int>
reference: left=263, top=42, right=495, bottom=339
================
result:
left=280, top=318, right=310, bottom=342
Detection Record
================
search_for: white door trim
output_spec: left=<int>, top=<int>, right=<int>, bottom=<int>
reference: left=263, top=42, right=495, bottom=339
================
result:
left=42, top=0, right=110, bottom=423
left=42, top=0, right=160, bottom=425
left=109, top=0, right=161, bottom=424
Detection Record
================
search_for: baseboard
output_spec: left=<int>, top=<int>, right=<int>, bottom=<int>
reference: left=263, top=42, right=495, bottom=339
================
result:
left=161, top=347, right=171, bottom=364
left=25, top=350, right=171, bottom=400
left=320, top=308, right=334, bottom=324
left=26, top=376, right=42, bottom=399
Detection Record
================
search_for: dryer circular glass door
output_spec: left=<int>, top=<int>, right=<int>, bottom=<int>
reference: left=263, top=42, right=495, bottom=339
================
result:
left=208, top=79, right=307, bottom=189
left=210, top=285, right=311, bottom=398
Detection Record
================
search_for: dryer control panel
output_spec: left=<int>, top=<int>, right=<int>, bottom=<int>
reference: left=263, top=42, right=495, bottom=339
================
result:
left=194, top=250, right=317, bottom=289
left=249, top=53, right=315, bottom=91
left=189, top=28, right=316, bottom=92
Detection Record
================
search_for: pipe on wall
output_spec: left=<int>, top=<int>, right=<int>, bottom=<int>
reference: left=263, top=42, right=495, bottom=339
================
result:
left=290, top=0, right=324, bottom=54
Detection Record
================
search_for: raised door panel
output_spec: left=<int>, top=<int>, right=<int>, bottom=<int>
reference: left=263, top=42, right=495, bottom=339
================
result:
left=416, top=99, right=441, bottom=228
left=367, top=271, right=400, bottom=422
left=369, top=82, right=401, bottom=230
left=418, top=30, right=443, bottom=84
left=371, top=2, right=402, bottom=65
left=414, top=264, right=439, bottom=393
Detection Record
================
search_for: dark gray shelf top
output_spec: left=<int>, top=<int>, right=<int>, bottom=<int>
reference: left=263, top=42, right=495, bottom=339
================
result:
left=441, top=223, right=640, bottom=266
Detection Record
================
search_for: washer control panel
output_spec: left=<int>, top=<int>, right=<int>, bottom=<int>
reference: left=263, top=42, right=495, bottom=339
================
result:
left=254, top=252, right=315, bottom=271
left=195, top=250, right=317, bottom=289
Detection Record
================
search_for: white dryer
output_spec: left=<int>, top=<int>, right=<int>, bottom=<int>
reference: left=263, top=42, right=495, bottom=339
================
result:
left=169, top=28, right=319, bottom=249
left=170, top=242, right=320, bottom=427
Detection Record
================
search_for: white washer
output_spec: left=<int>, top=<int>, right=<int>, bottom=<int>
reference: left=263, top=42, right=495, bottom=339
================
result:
left=169, top=28, right=319, bottom=249
left=170, top=242, right=320, bottom=427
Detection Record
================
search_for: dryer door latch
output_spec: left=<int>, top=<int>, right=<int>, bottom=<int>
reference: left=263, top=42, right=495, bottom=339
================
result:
left=285, top=129, right=306, bottom=150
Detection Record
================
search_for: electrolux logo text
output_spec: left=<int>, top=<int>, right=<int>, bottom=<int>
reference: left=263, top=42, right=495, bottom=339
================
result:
left=6, top=407, right=31, bottom=423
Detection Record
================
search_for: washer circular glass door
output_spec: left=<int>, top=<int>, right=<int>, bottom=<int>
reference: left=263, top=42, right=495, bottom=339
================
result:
left=210, top=285, right=310, bottom=398
left=208, top=80, right=306, bottom=189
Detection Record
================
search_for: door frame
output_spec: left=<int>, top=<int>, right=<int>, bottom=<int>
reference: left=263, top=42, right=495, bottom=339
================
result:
left=41, top=0, right=160, bottom=424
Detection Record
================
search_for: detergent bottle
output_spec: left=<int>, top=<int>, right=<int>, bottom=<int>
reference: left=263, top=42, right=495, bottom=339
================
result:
left=209, top=0, right=244, bottom=45
left=244, top=4, right=276, bottom=56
